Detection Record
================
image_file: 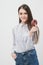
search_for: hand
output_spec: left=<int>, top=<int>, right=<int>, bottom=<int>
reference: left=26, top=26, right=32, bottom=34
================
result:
left=11, top=53, right=17, bottom=59
left=30, top=26, right=38, bottom=33
left=29, top=26, right=38, bottom=37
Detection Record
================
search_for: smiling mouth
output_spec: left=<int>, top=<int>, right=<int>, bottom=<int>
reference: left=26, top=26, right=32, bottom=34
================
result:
left=21, top=17, right=26, bottom=19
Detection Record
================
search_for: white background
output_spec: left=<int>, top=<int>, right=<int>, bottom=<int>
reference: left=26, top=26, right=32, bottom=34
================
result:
left=0, top=0, right=43, bottom=65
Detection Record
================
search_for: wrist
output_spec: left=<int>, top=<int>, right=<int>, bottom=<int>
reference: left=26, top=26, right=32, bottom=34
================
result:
left=29, top=31, right=33, bottom=37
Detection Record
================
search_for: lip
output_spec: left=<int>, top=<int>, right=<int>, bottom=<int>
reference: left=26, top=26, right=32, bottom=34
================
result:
left=21, top=17, right=26, bottom=19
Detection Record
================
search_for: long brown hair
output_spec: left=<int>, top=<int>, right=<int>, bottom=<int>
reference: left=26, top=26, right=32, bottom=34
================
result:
left=18, top=4, right=40, bottom=44
left=18, top=4, right=33, bottom=30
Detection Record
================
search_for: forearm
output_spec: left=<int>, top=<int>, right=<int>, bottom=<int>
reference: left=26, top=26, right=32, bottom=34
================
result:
left=29, top=26, right=39, bottom=44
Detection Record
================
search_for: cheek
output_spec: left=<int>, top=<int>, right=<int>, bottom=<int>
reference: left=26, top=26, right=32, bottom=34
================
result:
left=19, top=14, right=28, bottom=20
left=19, top=14, right=22, bottom=17
left=25, top=15, right=28, bottom=20
left=19, top=15, right=21, bottom=19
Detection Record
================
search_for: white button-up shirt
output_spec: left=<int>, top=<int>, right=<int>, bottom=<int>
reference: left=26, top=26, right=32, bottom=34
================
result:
left=12, top=22, right=35, bottom=53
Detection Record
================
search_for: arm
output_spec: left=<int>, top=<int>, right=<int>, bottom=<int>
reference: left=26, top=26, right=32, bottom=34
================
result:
left=32, top=27, right=40, bottom=44
left=29, top=26, right=40, bottom=44
left=11, top=28, right=17, bottom=59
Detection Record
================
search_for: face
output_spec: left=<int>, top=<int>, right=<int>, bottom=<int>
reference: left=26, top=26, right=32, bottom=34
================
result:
left=18, top=8, right=28, bottom=24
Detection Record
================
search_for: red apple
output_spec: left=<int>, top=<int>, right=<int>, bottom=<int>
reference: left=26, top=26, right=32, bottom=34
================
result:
left=31, top=19, right=37, bottom=26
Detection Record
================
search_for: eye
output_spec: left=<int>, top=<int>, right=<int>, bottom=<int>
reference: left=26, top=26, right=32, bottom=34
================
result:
left=19, top=13, right=22, bottom=15
left=24, top=13, right=27, bottom=14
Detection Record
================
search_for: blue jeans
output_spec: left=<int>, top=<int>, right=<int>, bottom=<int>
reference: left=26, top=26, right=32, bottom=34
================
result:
left=14, top=49, right=39, bottom=65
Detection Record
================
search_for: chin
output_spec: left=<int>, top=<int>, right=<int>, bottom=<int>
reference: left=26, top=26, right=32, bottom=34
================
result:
left=22, top=20, right=27, bottom=23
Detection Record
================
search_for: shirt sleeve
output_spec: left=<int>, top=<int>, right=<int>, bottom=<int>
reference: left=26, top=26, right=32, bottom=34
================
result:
left=11, top=28, right=16, bottom=54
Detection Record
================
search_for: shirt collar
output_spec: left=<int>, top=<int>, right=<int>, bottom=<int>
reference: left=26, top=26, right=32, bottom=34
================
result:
left=20, top=22, right=28, bottom=28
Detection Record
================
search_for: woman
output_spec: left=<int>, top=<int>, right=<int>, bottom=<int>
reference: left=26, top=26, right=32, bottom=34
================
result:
left=11, top=4, right=39, bottom=65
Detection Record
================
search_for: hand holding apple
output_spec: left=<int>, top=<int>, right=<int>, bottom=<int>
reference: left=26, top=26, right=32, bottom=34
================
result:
left=31, top=19, right=37, bottom=27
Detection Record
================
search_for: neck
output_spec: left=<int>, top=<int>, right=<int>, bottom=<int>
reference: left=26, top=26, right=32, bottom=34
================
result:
left=21, top=21, right=27, bottom=25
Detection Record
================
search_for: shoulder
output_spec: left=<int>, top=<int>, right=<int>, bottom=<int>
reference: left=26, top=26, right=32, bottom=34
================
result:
left=12, top=24, right=20, bottom=32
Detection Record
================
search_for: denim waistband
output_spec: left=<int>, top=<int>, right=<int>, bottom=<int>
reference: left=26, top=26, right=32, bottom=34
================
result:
left=14, top=49, right=35, bottom=55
